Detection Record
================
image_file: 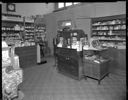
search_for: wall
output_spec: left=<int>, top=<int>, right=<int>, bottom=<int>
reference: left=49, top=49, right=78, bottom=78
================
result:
left=44, top=13, right=57, bottom=55
left=2, top=3, right=55, bottom=17
left=72, top=1, right=126, bottom=18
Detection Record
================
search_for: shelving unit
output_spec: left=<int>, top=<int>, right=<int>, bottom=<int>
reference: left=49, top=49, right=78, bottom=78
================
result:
left=2, top=14, right=36, bottom=47
left=24, top=17, right=35, bottom=46
left=91, top=14, right=126, bottom=49
left=35, top=24, right=46, bottom=41
left=2, top=14, right=24, bottom=47
left=34, top=18, right=50, bottom=56
left=2, top=14, right=37, bottom=68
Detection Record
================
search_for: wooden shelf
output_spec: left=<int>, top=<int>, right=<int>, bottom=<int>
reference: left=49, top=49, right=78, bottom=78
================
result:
left=99, top=39, right=125, bottom=42
left=92, top=23, right=126, bottom=27
left=2, top=30, right=23, bottom=32
left=92, top=35, right=126, bottom=37
left=92, top=29, right=126, bottom=31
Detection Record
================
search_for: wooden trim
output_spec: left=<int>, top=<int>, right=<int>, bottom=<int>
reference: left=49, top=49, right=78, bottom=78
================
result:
left=92, top=14, right=126, bottom=22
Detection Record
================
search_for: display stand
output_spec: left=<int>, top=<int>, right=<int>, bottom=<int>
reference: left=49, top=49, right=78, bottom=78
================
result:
left=83, top=38, right=110, bottom=84
left=83, top=48, right=110, bottom=85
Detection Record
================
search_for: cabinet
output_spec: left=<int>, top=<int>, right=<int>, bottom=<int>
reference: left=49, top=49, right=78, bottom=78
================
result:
left=91, top=14, right=126, bottom=49
left=57, top=48, right=83, bottom=80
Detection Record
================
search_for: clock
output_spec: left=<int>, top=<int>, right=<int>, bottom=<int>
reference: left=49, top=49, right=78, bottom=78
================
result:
left=7, top=3, right=16, bottom=12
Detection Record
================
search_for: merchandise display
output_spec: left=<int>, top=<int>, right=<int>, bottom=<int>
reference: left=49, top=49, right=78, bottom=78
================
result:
left=2, top=41, right=23, bottom=100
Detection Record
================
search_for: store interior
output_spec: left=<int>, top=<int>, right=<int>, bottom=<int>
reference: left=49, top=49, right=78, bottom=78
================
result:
left=2, top=2, right=126, bottom=100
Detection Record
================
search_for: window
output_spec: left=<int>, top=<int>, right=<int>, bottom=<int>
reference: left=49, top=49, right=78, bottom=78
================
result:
left=62, top=21, right=71, bottom=27
left=65, top=22, right=71, bottom=26
left=65, top=3, right=73, bottom=7
left=73, top=2, right=80, bottom=5
left=58, top=3, right=64, bottom=8
left=58, top=20, right=72, bottom=29
left=56, top=2, right=81, bottom=9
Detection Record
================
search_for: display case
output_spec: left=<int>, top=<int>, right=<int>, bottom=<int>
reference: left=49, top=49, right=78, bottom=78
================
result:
left=83, top=38, right=110, bottom=84
left=91, top=14, right=126, bottom=49
left=55, top=28, right=88, bottom=80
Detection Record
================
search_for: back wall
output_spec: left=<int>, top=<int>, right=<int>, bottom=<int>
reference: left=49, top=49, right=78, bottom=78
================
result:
left=2, top=3, right=55, bottom=17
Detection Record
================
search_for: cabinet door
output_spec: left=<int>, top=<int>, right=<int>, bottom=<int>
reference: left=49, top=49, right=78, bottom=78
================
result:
left=70, top=57, right=78, bottom=66
left=57, top=56, right=79, bottom=77
left=70, top=65, right=78, bottom=77
left=58, top=60, right=68, bottom=72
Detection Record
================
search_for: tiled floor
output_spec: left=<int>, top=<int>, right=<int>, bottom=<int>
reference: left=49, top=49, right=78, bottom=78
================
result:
left=19, top=57, right=126, bottom=100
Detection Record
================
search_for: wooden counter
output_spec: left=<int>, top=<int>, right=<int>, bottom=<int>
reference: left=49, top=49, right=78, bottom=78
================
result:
left=15, top=46, right=37, bottom=68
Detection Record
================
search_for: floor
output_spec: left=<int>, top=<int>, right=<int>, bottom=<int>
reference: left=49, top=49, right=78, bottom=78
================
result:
left=19, top=56, right=126, bottom=100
